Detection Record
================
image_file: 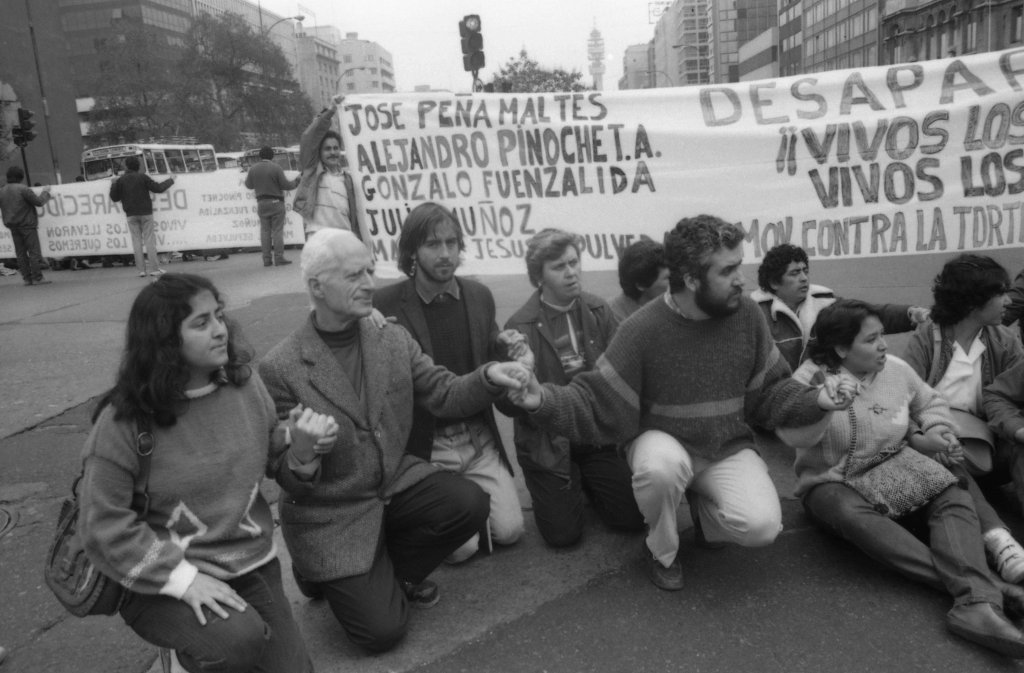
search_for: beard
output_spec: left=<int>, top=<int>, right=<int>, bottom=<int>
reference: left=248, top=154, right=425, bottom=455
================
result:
left=694, top=281, right=741, bottom=318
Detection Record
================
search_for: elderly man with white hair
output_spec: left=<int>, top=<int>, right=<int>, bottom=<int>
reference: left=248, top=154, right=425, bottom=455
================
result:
left=259, top=229, right=529, bottom=652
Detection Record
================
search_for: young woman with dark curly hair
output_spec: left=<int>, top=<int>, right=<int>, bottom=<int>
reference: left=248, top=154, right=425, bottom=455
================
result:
left=78, top=273, right=336, bottom=673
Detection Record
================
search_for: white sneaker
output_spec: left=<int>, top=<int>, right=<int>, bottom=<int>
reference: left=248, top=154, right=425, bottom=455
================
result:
left=138, top=271, right=147, bottom=277
left=150, top=268, right=166, bottom=276
left=985, top=528, right=1024, bottom=584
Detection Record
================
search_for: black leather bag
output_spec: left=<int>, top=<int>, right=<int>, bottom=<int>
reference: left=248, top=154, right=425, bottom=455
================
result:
left=44, top=416, right=154, bottom=617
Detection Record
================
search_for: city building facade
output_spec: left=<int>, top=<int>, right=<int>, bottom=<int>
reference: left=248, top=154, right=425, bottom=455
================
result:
left=2, top=0, right=85, bottom=184
left=335, top=33, right=396, bottom=94
left=619, top=42, right=653, bottom=89
left=296, top=29, right=341, bottom=112
left=802, top=0, right=880, bottom=72
left=707, top=0, right=776, bottom=82
left=882, top=0, right=1024, bottom=65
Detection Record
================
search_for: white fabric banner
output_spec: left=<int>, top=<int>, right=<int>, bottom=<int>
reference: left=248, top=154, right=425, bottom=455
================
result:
left=340, top=47, right=1024, bottom=276
left=0, top=170, right=304, bottom=259
left=5, top=48, right=1024, bottom=278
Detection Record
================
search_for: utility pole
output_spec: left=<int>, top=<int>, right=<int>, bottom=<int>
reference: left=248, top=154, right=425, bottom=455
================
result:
left=23, top=0, right=59, bottom=183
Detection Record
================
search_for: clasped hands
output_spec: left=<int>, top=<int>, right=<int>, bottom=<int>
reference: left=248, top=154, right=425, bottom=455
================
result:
left=817, top=372, right=860, bottom=411
left=910, top=425, right=964, bottom=466
left=287, top=404, right=340, bottom=463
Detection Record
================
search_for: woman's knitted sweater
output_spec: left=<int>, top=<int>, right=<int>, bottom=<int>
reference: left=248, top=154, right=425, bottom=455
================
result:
left=781, top=355, right=956, bottom=497
left=79, top=374, right=283, bottom=599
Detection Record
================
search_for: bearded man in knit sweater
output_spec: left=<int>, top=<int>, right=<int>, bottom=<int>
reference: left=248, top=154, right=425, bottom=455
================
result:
left=509, top=214, right=853, bottom=591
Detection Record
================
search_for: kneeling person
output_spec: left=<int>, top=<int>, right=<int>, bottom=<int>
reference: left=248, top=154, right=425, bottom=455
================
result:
left=375, top=203, right=524, bottom=561
left=259, top=229, right=529, bottom=652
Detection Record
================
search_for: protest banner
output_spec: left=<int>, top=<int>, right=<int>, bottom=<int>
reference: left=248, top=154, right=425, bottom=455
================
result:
left=5, top=48, right=1024, bottom=280
left=340, top=47, right=1024, bottom=277
left=0, top=169, right=304, bottom=260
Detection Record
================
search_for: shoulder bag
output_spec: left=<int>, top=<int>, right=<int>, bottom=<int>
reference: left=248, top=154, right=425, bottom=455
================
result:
left=841, top=406, right=958, bottom=519
left=44, top=415, right=155, bottom=617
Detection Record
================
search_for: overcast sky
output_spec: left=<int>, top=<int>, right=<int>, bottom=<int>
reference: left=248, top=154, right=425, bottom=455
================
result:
left=256, top=0, right=665, bottom=92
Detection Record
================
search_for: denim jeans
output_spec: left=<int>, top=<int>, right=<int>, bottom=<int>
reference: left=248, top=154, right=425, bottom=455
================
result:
left=126, top=214, right=160, bottom=272
left=256, top=200, right=287, bottom=264
left=119, top=558, right=312, bottom=673
left=803, top=481, right=1002, bottom=606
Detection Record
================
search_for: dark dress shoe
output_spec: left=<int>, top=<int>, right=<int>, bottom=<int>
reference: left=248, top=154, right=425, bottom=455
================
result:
left=947, top=602, right=1024, bottom=658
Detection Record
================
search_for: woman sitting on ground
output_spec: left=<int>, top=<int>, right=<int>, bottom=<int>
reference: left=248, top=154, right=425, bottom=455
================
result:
left=79, top=273, right=336, bottom=673
left=780, top=299, right=1024, bottom=659
left=903, top=254, right=1024, bottom=584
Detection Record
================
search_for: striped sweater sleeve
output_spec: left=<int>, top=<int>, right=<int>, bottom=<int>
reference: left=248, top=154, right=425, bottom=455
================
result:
left=746, top=303, right=827, bottom=430
left=533, top=318, right=645, bottom=446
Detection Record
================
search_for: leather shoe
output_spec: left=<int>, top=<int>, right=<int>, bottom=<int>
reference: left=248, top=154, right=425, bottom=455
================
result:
left=947, top=602, right=1024, bottom=658
left=644, top=541, right=683, bottom=591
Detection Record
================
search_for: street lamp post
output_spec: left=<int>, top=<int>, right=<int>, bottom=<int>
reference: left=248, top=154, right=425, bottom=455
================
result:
left=644, top=69, right=675, bottom=87
left=261, top=14, right=304, bottom=38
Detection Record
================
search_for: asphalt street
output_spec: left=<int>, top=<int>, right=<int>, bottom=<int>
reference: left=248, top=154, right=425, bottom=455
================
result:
left=2, top=248, right=1024, bottom=673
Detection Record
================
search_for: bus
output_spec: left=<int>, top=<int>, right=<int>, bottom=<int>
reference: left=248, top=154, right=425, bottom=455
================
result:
left=216, top=151, right=245, bottom=170
left=239, top=146, right=301, bottom=172
left=81, top=143, right=219, bottom=181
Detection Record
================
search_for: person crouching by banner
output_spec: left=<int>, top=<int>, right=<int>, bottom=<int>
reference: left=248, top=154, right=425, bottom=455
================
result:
left=374, top=203, right=525, bottom=563
left=258, top=229, right=531, bottom=652
left=504, top=216, right=855, bottom=592
left=78, top=273, right=337, bottom=672
left=504, top=228, right=644, bottom=549
left=607, top=238, right=670, bottom=323
left=293, top=94, right=368, bottom=244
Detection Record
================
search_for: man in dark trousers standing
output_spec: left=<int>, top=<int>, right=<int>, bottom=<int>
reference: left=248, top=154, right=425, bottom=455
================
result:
left=375, top=203, right=524, bottom=562
left=0, top=166, right=53, bottom=285
left=109, top=156, right=175, bottom=277
left=245, top=146, right=300, bottom=267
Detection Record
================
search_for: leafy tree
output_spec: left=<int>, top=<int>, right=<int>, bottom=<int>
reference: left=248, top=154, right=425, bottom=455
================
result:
left=489, top=50, right=591, bottom=93
left=176, top=12, right=312, bottom=149
left=86, top=20, right=181, bottom=146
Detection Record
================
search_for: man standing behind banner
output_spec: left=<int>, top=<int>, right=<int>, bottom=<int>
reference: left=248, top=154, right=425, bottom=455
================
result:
left=506, top=215, right=853, bottom=591
left=293, top=94, right=367, bottom=243
left=0, top=166, right=53, bottom=286
left=245, top=146, right=300, bottom=267
left=108, top=156, right=174, bottom=277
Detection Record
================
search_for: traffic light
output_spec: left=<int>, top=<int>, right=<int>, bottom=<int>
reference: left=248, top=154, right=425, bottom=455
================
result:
left=13, top=108, right=37, bottom=147
left=459, top=14, right=484, bottom=73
